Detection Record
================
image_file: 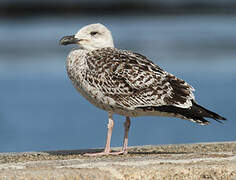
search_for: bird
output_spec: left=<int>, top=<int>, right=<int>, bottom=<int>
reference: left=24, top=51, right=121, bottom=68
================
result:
left=59, top=23, right=226, bottom=156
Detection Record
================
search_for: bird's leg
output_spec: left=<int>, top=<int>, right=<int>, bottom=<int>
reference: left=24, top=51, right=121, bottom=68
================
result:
left=84, top=112, right=114, bottom=156
left=106, top=116, right=131, bottom=155
left=122, top=116, right=131, bottom=154
left=103, top=113, right=114, bottom=153
left=84, top=115, right=131, bottom=156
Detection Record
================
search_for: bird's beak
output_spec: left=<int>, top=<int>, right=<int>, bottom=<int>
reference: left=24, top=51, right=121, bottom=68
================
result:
left=59, top=35, right=80, bottom=45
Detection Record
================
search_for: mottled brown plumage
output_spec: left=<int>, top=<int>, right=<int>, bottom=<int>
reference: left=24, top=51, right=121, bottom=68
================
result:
left=85, top=48, right=193, bottom=108
left=60, top=23, right=226, bottom=156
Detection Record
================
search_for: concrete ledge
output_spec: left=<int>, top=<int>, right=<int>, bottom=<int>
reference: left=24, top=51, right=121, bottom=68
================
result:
left=0, top=142, right=236, bottom=179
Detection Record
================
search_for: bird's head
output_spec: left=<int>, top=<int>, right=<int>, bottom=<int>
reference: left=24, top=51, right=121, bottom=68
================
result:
left=59, top=23, right=114, bottom=50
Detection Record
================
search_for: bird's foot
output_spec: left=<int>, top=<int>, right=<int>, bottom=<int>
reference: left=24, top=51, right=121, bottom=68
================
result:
left=83, top=150, right=127, bottom=156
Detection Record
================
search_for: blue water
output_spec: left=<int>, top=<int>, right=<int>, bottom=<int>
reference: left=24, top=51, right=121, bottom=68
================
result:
left=0, top=15, right=235, bottom=152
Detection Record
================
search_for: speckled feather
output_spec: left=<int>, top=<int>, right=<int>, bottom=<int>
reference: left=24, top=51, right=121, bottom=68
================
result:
left=60, top=23, right=226, bottom=156
left=85, top=47, right=195, bottom=108
left=65, top=47, right=217, bottom=124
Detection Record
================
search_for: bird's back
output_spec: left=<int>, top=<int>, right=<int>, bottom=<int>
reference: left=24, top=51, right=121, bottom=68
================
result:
left=66, top=47, right=226, bottom=124
left=67, top=48, right=193, bottom=115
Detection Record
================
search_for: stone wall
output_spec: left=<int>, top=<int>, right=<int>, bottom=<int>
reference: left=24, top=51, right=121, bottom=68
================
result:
left=0, top=142, right=235, bottom=179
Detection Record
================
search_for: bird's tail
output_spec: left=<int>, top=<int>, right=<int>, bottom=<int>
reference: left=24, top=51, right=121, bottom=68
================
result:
left=191, top=101, right=226, bottom=124
left=137, top=101, right=226, bottom=125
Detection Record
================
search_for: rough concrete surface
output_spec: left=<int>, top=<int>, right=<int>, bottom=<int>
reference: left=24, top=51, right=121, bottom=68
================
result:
left=0, top=142, right=236, bottom=179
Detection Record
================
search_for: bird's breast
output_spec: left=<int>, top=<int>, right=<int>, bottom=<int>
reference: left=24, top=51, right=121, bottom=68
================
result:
left=65, top=50, right=115, bottom=112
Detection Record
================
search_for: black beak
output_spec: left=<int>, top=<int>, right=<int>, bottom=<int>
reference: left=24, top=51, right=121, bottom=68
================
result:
left=59, top=35, right=80, bottom=45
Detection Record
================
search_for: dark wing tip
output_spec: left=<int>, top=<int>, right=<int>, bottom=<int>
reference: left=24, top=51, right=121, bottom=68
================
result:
left=212, top=115, right=227, bottom=123
left=218, top=116, right=227, bottom=121
left=192, top=101, right=227, bottom=124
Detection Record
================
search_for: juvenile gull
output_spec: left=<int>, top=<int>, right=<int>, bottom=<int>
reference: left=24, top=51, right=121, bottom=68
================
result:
left=59, top=23, right=226, bottom=156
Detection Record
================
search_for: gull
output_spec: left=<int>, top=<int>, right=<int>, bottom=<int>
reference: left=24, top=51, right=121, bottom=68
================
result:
left=59, top=23, right=226, bottom=156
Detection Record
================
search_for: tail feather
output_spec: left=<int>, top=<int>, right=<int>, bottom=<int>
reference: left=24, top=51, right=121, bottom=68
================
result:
left=138, top=101, right=226, bottom=125
left=192, top=101, right=226, bottom=122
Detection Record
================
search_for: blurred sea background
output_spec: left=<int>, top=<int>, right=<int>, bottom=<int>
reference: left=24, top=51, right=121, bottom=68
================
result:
left=0, top=0, right=235, bottom=152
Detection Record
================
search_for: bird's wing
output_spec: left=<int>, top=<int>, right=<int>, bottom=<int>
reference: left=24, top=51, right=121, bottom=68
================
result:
left=85, top=47, right=195, bottom=109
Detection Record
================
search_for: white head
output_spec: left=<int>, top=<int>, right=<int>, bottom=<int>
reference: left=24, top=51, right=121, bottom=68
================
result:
left=60, top=23, right=114, bottom=50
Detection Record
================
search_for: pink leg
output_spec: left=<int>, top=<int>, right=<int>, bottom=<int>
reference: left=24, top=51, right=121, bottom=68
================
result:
left=110, top=116, right=131, bottom=155
left=103, top=113, right=114, bottom=153
left=84, top=112, right=114, bottom=156
left=84, top=115, right=131, bottom=156
left=122, top=117, right=131, bottom=154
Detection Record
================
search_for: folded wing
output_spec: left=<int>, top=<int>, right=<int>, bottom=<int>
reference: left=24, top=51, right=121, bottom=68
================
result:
left=85, top=48, right=195, bottom=109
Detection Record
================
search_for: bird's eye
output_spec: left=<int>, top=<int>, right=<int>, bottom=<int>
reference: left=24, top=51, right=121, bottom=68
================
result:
left=90, top=31, right=99, bottom=36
